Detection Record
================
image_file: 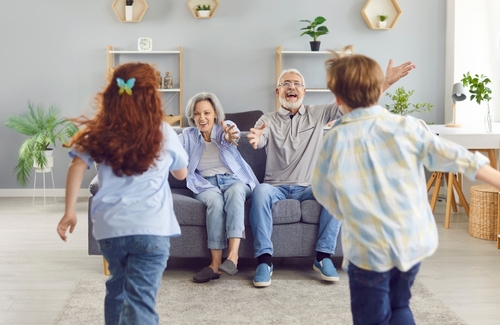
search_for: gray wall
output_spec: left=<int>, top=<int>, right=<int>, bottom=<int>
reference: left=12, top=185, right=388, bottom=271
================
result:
left=0, top=0, right=446, bottom=190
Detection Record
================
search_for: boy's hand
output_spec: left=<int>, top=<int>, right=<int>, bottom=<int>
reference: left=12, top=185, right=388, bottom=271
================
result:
left=247, top=122, right=267, bottom=149
left=57, top=212, right=77, bottom=242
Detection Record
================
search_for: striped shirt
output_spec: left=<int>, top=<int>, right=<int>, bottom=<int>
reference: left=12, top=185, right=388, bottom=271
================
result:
left=178, top=121, right=259, bottom=195
left=312, top=105, right=489, bottom=272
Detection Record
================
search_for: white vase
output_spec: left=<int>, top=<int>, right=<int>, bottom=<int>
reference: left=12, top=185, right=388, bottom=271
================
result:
left=34, top=149, right=54, bottom=173
left=197, top=10, right=210, bottom=18
left=484, top=107, right=493, bottom=133
left=125, top=5, right=133, bottom=21
left=378, top=21, right=387, bottom=28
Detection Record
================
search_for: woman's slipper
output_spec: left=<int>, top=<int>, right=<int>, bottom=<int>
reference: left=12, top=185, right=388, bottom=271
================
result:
left=193, top=267, right=221, bottom=283
left=218, top=259, right=238, bottom=276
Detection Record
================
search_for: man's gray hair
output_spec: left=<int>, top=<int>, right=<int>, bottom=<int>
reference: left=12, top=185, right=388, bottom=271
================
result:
left=185, top=92, right=226, bottom=127
left=276, top=69, right=306, bottom=87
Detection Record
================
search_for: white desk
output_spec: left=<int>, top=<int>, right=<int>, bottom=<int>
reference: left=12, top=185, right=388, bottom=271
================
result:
left=427, top=124, right=500, bottom=228
left=428, top=124, right=500, bottom=151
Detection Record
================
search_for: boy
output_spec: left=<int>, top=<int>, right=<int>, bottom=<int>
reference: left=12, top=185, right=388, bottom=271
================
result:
left=311, top=48, right=500, bottom=325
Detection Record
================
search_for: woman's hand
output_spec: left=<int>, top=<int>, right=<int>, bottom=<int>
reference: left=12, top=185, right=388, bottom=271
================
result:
left=221, top=120, right=239, bottom=146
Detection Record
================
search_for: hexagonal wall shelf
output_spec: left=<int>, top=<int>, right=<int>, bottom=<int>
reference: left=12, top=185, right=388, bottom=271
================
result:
left=361, top=0, right=402, bottom=30
left=112, top=0, right=148, bottom=23
left=188, top=0, right=219, bottom=19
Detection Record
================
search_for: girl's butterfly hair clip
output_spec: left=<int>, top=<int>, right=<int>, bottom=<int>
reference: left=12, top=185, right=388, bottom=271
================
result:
left=116, top=77, right=136, bottom=95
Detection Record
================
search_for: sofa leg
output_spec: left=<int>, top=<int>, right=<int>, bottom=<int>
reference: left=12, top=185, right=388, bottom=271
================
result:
left=103, top=257, right=110, bottom=276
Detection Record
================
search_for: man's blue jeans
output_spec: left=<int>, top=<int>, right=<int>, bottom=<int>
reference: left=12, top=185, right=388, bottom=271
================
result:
left=98, top=235, right=170, bottom=325
left=194, top=174, right=251, bottom=249
left=249, top=183, right=341, bottom=257
left=347, top=262, right=421, bottom=325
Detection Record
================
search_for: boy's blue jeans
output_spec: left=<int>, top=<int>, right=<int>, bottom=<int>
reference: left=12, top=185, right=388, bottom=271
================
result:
left=249, top=183, right=342, bottom=257
left=99, top=235, right=170, bottom=325
left=347, top=262, right=420, bottom=325
left=194, top=174, right=251, bottom=249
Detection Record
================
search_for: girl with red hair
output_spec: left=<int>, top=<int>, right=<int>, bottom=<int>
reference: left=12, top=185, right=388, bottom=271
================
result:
left=57, top=62, right=188, bottom=325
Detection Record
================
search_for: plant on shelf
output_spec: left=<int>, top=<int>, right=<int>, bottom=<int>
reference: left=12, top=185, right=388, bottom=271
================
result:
left=125, top=0, right=134, bottom=21
left=385, top=87, right=433, bottom=117
left=196, top=4, right=211, bottom=17
left=196, top=4, right=211, bottom=11
left=4, top=101, right=78, bottom=187
left=299, top=16, right=329, bottom=51
left=461, top=72, right=493, bottom=132
left=378, top=14, right=388, bottom=21
left=377, top=14, right=388, bottom=28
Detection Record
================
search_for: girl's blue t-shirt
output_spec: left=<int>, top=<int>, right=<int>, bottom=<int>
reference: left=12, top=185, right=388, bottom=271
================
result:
left=70, top=122, right=188, bottom=241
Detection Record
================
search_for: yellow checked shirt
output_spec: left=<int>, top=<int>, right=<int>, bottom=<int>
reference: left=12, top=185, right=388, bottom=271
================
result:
left=312, top=106, right=489, bottom=272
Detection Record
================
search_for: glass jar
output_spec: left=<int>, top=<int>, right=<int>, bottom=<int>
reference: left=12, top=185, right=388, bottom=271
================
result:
left=164, top=71, right=174, bottom=89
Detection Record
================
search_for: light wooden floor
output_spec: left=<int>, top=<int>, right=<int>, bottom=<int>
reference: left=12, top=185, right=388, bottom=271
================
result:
left=0, top=197, right=499, bottom=324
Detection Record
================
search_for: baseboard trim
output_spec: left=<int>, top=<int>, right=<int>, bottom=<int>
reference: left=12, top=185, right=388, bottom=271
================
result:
left=0, top=189, right=89, bottom=197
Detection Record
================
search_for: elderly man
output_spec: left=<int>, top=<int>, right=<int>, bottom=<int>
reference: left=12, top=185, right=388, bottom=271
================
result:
left=246, top=58, right=415, bottom=287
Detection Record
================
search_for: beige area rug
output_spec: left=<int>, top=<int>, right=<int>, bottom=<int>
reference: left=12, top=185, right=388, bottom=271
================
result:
left=58, top=278, right=466, bottom=325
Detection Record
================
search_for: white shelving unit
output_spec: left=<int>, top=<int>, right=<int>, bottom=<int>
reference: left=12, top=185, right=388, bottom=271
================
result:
left=106, top=46, right=183, bottom=127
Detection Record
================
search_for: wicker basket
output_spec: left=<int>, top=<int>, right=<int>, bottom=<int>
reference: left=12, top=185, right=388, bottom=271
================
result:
left=469, top=184, right=499, bottom=240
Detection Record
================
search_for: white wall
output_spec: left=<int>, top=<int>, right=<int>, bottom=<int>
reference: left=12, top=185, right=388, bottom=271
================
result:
left=0, top=0, right=446, bottom=191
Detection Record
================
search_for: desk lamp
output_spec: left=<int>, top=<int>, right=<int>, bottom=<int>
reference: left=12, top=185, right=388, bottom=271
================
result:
left=446, top=82, right=466, bottom=127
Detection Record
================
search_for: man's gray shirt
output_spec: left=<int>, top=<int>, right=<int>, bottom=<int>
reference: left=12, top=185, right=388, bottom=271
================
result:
left=255, top=102, right=343, bottom=186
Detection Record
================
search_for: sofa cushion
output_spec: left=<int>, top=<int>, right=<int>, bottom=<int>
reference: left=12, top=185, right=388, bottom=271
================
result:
left=272, top=199, right=302, bottom=224
left=301, top=200, right=323, bottom=224
left=172, top=193, right=207, bottom=226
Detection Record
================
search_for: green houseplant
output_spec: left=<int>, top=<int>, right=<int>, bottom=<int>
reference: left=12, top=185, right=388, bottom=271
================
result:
left=385, top=87, right=434, bottom=117
left=378, top=14, right=388, bottom=28
left=461, top=72, right=493, bottom=132
left=125, top=0, right=134, bottom=21
left=300, top=16, right=329, bottom=51
left=196, top=4, right=211, bottom=17
left=4, top=101, right=78, bottom=187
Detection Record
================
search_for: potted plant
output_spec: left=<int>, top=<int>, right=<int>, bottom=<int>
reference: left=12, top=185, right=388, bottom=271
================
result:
left=4, top=101, right=78, bottom=187
left=196, top=4, right=211, bottom=18
left=461, top=72, right=493, bottom=132
left=385, top=87, right=433, bottom=116
left=378, top=14, right=388, bottom=28
left=125, top=0, right=134, bottom=21
left=300, top=16, right=329, bottom=51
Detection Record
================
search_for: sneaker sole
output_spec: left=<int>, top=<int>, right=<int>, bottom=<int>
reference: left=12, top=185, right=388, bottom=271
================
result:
left=313, top=265, right=339, bottom=282
left=253, top=271, right=273, bottom=287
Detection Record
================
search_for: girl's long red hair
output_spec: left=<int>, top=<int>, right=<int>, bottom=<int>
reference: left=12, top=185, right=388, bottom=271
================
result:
left=68, top=62, right=165, bottom=176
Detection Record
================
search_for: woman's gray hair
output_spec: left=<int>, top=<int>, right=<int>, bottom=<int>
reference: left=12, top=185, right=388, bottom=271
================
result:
left=184, top=92, right=226, bottom=127
left=277, top=69, right=306, bottom=87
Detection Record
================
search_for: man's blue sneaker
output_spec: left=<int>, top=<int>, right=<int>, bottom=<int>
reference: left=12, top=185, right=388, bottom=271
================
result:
left=313, top=258, right=339, bottom=282
left=253, top=263, right=273, bottom=287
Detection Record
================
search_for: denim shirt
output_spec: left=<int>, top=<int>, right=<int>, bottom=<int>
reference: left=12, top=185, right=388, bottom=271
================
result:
left=178, top=121, right=259, bottom=194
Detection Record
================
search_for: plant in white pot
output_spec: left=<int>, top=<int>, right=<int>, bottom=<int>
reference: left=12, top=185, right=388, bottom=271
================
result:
left=196, top=4, right=211, bottom=18
left=299, top=16, right=329, bottom=51
left=377, top=14, right=388, bottom=28
left=461, top=72, right=493, bottom=132
left=125, top=0, right=134, bottom=21
left=4, top=101, right=78, bottom=187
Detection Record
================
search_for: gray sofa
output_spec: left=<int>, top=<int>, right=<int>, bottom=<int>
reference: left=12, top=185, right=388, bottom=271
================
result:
left=87, top=111, right=343, bottom=261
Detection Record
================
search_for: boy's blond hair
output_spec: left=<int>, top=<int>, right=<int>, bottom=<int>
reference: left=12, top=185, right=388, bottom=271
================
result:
left=325, top=46, right=385, bottom=109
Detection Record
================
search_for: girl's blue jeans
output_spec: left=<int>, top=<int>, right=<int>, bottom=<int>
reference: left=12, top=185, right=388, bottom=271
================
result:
left=98, top=235, right=170, bottom=325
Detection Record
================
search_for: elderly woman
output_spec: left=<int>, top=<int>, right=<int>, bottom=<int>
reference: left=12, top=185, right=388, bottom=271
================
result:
left=179, top=92, right=259, bottom=283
